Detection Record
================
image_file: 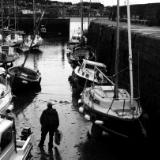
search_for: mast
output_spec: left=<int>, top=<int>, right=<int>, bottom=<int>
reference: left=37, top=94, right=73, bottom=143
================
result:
left=127, top=0, right=134, bottom=104
left=8, top=0, right=10, bottom=29
left=88, top=0, right=91, bottom=27
left=14, top=0, right=17, bottom=31
left=1, top=0, right=4, bottom=43
left=33, top=0, right=36, bottom=35
left=114, top=0, right=120, bottom=98
left=80, top=0, right=83, bottom=36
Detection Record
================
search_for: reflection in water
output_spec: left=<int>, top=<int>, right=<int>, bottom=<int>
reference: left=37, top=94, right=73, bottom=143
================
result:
left=61, top=42, right=65, bottom=68
left=39, top=147, right=62, bottom=160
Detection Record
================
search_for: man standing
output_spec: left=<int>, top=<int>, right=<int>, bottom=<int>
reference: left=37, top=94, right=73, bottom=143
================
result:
left=38, top=102, right=59, bottom=151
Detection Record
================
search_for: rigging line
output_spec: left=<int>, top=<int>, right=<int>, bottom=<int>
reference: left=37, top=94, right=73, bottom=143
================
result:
left=90, top=65, right=97, bottom=109
left=112, top=66, right=129, bottom=78
left=137, top=50, right=141, bottom=98
left=106, top=98, right=115, bottom=115
left=22, top=11, right=45, bottom=68
left=95, top=66, right=115, bottom=86
left=137, top=118, right=147, bottom=138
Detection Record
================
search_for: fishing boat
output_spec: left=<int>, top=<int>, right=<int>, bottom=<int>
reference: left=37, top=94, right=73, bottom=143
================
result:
left=74, top=59, right=110, bottom=85
left=0, top=67, right=13, bottom=114
left=67, top=45, right=95, bottom=68
left=8, top=65, right=41, bottom=92
left=79, top=0, right=146, bottom=139
left=0, top=115, right=33, bottom=160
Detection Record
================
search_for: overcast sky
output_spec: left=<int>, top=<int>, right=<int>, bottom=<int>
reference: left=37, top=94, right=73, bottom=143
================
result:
left=54, top=0, right=160, bottom=6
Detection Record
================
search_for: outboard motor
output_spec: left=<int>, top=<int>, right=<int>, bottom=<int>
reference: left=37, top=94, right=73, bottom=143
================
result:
left=20, top=127, right=32, bottom=140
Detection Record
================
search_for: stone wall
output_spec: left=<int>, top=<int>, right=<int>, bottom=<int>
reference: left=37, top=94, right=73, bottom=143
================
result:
left=87, top=20, right=160, bottom=137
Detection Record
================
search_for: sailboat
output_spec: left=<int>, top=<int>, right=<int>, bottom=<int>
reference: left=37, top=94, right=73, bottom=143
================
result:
left=0, top=0, right=19, bottom=68
left=5, top=0, right=23, bottom=47
left=67, top=0, right=94, bottom=68
left=8, top=49, right=41, bottom=93
left=8, top=21, right=42, bottom=93
left=79, top=0, right=146, bottom=138
left=23, top=0, right=43, bottom=50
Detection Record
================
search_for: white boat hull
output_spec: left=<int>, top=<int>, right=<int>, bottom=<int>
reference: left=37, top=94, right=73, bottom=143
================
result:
left=80, top=85, right=144, bottom=138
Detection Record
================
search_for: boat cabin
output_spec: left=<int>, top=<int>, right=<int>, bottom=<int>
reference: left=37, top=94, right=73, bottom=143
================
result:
left=75, top=59, right=108, bottom=84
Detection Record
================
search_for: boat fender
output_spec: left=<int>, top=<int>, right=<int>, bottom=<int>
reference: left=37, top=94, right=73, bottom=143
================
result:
left=84, top=114, right=90, bottom=121
left=94, top=120, right=104, bottom=125
left=39, top=77, right=41, bottom=84
left=78, top=99, right=82, bottom=105
left=7, top=74, right=10, bottom=79
left=79, top=106, right=84, bottom=113
left=8, top=104, right=14, bottom=111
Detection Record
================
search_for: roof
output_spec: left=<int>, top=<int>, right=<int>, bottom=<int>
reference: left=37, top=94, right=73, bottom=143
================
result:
left=83, top=59, right=106, bottom=68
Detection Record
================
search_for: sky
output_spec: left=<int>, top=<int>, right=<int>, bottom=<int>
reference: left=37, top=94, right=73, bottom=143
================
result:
left=53, top=0, right=160, bottom=6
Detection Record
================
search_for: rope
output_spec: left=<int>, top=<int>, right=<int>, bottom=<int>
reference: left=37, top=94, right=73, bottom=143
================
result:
left=107, top=98, right=115, bottom=115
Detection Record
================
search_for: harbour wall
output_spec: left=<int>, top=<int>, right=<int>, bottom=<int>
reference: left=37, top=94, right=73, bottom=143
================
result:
left=87, top=19, right=160, bottom=137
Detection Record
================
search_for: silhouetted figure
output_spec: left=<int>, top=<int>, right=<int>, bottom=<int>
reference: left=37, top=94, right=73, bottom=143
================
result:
left=38, top=102, right=59, bottom=151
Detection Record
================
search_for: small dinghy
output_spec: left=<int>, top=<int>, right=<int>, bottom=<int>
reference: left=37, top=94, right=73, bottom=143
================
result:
left=8, top=66, right=41, bottom=92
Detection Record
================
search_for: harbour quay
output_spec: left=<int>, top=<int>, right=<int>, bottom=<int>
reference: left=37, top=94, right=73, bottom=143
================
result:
left=87, top=18, right=160, bottom=139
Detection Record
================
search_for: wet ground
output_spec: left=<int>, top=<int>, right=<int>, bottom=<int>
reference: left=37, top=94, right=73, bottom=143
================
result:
left=12, top=37, right=91, bottom=160
left=11, top=18, right=156, bottom=160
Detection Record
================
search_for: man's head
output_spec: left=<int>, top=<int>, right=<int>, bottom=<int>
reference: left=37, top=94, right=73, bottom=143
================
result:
left=47, top=102, right=52, bottom=109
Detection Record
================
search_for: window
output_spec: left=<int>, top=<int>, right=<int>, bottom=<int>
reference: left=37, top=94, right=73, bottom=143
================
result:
left=0, top=127, right=13, bottom=154
left=86, top=64, right=94, bottom=70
